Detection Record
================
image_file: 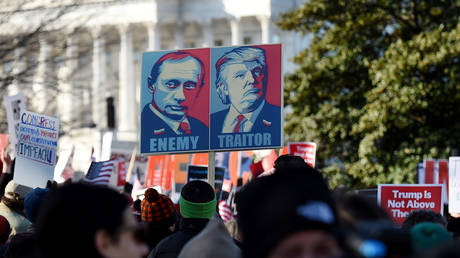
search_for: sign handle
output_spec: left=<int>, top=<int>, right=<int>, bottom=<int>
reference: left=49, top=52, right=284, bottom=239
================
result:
left=208, top=151, right=215, bottom=189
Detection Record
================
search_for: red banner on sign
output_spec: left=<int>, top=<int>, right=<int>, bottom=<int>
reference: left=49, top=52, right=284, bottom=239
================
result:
left=117, top=159, right=127, bottom=186
left=378, top=184, right=443, bottom=225
left=0, top=135, right=8, bottom=149
left=424, top=160, right=435, bottom=184
left=287, top=142, right=317, bottom=168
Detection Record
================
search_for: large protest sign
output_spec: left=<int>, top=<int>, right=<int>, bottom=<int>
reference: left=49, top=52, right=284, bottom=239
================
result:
left=449, top=157, right=460, bottom=214
left=140, top=48, right=210, bottom=154
left=140, top=44, right=283, bottom=155
left=14, top=111, right=59, bottom=188
left=378, top=184, right=443, bottom=225
left=287, top=142, right=317, bottom=168
left=4, top=93, right=26, bottom=148
left=187, top=165, right=225, bottom=197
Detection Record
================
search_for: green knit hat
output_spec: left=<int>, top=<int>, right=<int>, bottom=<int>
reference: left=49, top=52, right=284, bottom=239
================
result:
left=410, top=222, right=453, bottom=253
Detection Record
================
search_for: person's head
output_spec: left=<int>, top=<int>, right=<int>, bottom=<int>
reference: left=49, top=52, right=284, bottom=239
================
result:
left=401, top=209, right=447, bottom=230
left=273, top=155, right=308, bottom=171
left=36, top=183, right=148, bottom=258
left=141, top=188, right=176, bottom=227
left=2, top=180, right=29, bottom=214
left=0, top=215, right=10, bottom=245
left=179, top=180, right=216, bottom=219
left=216, top=46, right=267, bottom=114
left=410, top=222, right=453, bottom=253
left=24, top=187, right=50, bottom=224
left=236, top=166, right=343, bottom=258
left=147, top=51, right=205, bottom=121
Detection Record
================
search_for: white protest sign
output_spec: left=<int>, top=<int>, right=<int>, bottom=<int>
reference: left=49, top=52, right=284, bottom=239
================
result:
left=14, top=111, right=59, bottom=188
left=4, top=93, right=26, bottom=148
left=449, top=157, right=460, bottom=214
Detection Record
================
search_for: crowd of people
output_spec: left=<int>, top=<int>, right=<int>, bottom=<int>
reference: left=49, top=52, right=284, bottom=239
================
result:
left=0, top=148, right=459, bottom=258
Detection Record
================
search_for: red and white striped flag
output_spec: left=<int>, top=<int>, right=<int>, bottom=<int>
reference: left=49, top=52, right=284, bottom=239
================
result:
left=218, top=200, right=233, bottom=223
left=82, top=160, right=114, bottom=186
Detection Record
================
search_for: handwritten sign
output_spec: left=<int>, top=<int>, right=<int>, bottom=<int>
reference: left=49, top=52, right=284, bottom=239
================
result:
left=287, top=142, right=317, bottom=168
left=449, top=157, right=460, bottom=214
left=4, top=93, right=26, bottom=148
left=14, top=111, right=59, bottom=188
left=378, top=184, right=443, bottom=225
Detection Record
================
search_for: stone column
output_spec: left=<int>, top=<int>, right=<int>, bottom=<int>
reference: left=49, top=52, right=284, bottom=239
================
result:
left=10, top=43, right=25, bottom=95
left=33, top=36, right=51, bottom=113
left=230, top=18, right=242, bottom=46
left=258, top=15, right=273, bottom=44
left=91, top=26, right=106, bottom=129
left=118, top=24, right=136, bottom=132
left=147, top=22, right=161, bottom=51
left=66, top=34, right=78, bottom=125
left=175, top=21, right=184, bottom=49
left=201, top=19, right=213, bottom=47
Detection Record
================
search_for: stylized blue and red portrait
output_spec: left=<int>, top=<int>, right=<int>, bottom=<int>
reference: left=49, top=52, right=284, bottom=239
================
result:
left=210, top=44, right=283, bottom=150
left=140, top=48, right=210, bottom=154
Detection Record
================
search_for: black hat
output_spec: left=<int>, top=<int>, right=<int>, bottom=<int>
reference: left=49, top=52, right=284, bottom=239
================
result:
left=236, top=166, right=338, bottom=258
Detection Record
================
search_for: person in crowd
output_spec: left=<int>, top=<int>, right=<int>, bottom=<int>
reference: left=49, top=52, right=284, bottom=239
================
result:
left=178, top=217, right=241, bottom=258
left=211, top=46, right=281, bottom=137
left=4, top=187, right=50, bottom=258
left=0, top=215, right=11, bottom=257
left=141, top=51, right=208, bottom=153
left=258, top=154, right=308, bottom=177
left=36, top=183, right=149, bottom=258
left=148, top=180, right=216, bottom=258
left=332, top=187, right=392, bottom=229
left=0, top=150, right=14, bottom=198
left=141, top=188, right=177, bottom=250
left=401, top=209, right=447, bottom=230
left=410, top=222, right=453, bottom=254
left=0, top=181, right=30, bottom=237
left=235, top=164, right=345, bottom=258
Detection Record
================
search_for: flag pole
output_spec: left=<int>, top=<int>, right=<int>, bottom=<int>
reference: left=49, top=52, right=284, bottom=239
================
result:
left=208, top=151, right=215, bottom=189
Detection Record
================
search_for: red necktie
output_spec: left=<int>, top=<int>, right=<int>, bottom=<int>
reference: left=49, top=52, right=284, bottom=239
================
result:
left=233, top=114, right=245, bottom=133
left=179, top=122, right=191, bottom=135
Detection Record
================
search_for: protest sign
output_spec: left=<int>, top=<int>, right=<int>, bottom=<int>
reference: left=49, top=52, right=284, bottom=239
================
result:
left=449, top=157, right=460, bottom=214
left=14, top=111, right=59, bottom=188
left=140, top=44, right=283, bottom=154
left=187, top=165, right=225, bottom=197
left=4, top=93, right=26, bottom=148
left=0, top=134, right=8, bottom=149
left=287, top=142, right=317, bottom=168
left=378, top=184, right=443, bottom=225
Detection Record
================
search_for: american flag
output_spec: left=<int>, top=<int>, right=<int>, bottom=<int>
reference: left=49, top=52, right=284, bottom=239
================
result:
left=82, top=160, right=114, bottom=186
left=218, top=200, right=233, bottom=223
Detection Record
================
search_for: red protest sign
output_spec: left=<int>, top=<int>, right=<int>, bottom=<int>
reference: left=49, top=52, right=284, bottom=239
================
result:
left=117, top=159, right=127, bottom=186
left=287, top=142, right=317, bottom=168
left=0, top=134, right=8, bottom=149
left=378, top=184, right=443, bottom=225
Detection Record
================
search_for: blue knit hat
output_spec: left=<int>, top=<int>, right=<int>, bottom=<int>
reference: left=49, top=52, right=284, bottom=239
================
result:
left=24, top=187, right=50, bottom=224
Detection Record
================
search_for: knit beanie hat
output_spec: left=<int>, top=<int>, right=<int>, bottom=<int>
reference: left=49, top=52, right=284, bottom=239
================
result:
left=236, top=166, right=339, bottom=258
left=141, top=188, right=176, bottom=224
left=178, top=217, right=241, bottom=258
left=24, top=187, right=50, bottom=224
left=410, top=222, right=453, bottom=253
left=179, top=180, right=216, bottom=219
left=0, top=215, right=10, bottom=244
